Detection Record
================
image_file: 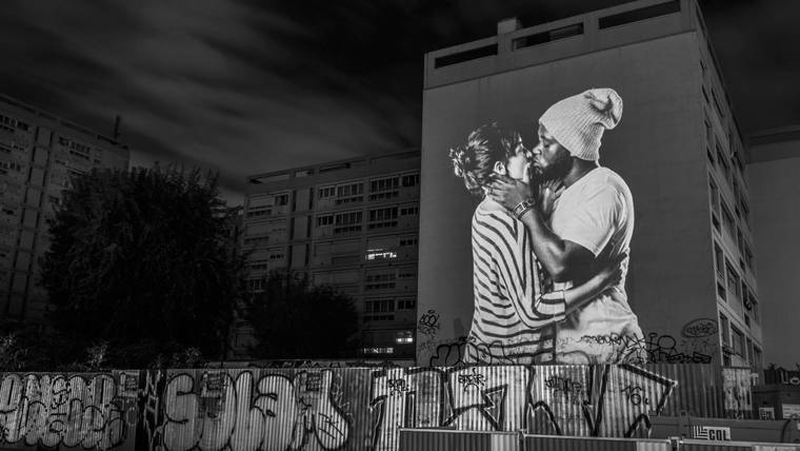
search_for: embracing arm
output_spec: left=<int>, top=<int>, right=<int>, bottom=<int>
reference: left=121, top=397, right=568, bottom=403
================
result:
left=559, top=253, right=624, bottom=314
left=489, top=175, right=593, bottom=282
left=517, top=208, right=594, bottom=283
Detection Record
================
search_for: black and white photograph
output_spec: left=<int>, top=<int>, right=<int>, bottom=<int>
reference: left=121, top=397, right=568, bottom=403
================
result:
left=1, top=0, right=800, bottom=449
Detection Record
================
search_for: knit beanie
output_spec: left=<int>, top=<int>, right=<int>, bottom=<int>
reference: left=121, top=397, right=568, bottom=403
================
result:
left=539, top=88, right=623, bottom=161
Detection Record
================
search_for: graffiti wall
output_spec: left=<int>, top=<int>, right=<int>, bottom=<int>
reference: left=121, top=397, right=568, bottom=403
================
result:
left=0, top=364, right=743, bottom=450
left=0, top=373, right=139, bottom=451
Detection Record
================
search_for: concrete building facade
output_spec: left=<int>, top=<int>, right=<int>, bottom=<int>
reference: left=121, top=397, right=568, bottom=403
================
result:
left=0, top=95, right=130, bottom=321
left=237, top=151, right=420, bottom=359
left=747, top=126, right=800, bottom=369
left=418, top=0, right=762, bottom=368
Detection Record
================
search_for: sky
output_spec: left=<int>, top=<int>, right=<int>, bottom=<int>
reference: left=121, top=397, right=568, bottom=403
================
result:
left=0, top=0, right=797, bottom=204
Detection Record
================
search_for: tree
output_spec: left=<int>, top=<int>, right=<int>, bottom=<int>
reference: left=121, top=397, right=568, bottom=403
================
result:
left=245, top=270, right=359, bottom=359
left=40, top=165, right=245, bottom=367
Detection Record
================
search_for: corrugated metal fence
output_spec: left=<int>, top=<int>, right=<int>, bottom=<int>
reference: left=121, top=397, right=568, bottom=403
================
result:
left=0, top=364, right=766, bottom=450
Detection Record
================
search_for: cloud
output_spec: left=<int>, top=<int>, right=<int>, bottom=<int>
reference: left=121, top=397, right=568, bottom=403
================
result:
left=0, top=0, right=797, bottom=206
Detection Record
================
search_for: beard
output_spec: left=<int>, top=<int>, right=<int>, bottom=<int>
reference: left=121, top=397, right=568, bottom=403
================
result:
left=529, top=152, right=571, bottom=184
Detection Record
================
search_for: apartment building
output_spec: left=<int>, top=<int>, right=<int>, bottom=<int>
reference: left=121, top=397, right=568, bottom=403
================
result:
left=418, top=0, right=761, bottom=368
left=0, top=95, right=130, bottom=321
left=237, top=151, right=420, bottom=359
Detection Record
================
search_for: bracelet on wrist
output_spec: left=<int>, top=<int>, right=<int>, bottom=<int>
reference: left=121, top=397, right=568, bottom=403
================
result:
left=513, top=198, right=535, bottom=219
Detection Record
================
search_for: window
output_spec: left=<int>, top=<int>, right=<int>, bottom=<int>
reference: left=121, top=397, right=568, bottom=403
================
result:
left=712, top=90, right=725, bottom=119
left=398, top=268, right=417, bottom=279
left=737, top=229, right=744, bottom=254
left=400, top=205, right=418, bottom=216
left=365, top=298, right=394, bottom=312
left=745, top=337, right=752, bottom=362
left=248, top=260, right=269, bottom=272
left=336, top=182, right=364, bottom=204
left=726, top=262, right=740, bottom=302
left=246, top=278, right=265, bottom=292
left=395, top=330, right=414, bottom=344
left=365, top=271, right=396, bottom=290
left=334, top=211, right=362, bottom=234
left=719, top=314, right=730, bottom=347
left=246, top=209, right=270, bottom=218
left=714, top=243, right=724, bottom=277
left=362, top=346, right=394, bottom=354
left=369, top=176, right=399, bottom=200
left=243, top=236, right=269, bottom=247
left=740, top=197, right=751, bottom=225
left=753, top=345, right=763, bottom=368
left=731, top=327, right=744, bottom=357
left=368, top=207, right=398, bottom=230
left=397, top=298, right=416, bottom=310
left=274, top=193, right=289, bottom=206
left=709, top=177, right=720, bottom=216
left=721, top=202, right=735, bottom=237
left=434, top=44, right=497, bottom=69
left=744, top=246, right=754, bottom=272
left=597, top=0, right=680, bottom=29
left=364, top=298, right=395, bottom=322
left=400, top=238, right=418, bottom=247
left=317, top=214, right=333, bottom=227
left=513, top=23, right=584, bottom=49
left=750, top=294, right=759, bottom=324
left=366, top=249, right=397, bottom=261
left=717, top=145, right=730, bottom=181
left=318, top=186, right=335, bottom=198
left=401, top=173, right=420, bottom=187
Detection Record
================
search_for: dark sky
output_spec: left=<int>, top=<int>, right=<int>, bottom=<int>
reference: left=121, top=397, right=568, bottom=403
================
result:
left=1, top=0, right=796, bottom=204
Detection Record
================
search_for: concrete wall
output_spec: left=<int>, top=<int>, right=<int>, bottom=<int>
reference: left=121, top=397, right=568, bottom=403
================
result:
left=748, top=132, right=800, bottom=368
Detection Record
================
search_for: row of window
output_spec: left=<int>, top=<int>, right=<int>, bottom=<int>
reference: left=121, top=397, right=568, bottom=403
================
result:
left=719, top=313, right=762, bottom=368
left=316, top=205, right=418, bottom=235
left=0, top=114, right=30, bottom=132
left=714, top=240, right=758, bottom=324
left=367, top=298, right=416, bottom=312
left=709, top=174, right=754, bottom=274
left=245, top=173, right=419, bottom=218
left=318, top=173, right=419, bottom=201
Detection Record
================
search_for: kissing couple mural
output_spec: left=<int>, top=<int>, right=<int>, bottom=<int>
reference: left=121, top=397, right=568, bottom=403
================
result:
left=447, top=88, right=647, bottom=365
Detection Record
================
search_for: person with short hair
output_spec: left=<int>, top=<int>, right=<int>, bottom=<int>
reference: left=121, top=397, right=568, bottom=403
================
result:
left=450, top=122, right=624, bottom=364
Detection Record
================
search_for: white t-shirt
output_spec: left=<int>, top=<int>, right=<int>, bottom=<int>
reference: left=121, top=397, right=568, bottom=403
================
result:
left=550, top=166, right=646, bottom=364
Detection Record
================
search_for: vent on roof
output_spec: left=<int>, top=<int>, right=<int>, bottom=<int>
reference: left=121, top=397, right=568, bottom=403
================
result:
left=598, top=0, right=680, bottom=29
left=513, top=23, right=584, bottom=50
left=434, top=44, right=498, bottom=69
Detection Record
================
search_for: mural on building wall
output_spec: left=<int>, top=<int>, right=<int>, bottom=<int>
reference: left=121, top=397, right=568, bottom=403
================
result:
left=0, top=364, right=741, bottom=451
left=431, top=88, right=651, bottom=366
left=417, top=87, right=719, bottom=366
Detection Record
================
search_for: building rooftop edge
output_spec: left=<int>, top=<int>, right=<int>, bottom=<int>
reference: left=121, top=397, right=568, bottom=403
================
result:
left=0, top=93, right=130, bottom=151
left=432, top=0, right=679, bottom=56
left=747, top=125, right=800, bottom=144
left=246, top=148, right=420, bottom=181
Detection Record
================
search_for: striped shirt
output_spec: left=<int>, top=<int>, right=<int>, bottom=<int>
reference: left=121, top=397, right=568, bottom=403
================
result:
left=465, top=198, right=567, bottom=365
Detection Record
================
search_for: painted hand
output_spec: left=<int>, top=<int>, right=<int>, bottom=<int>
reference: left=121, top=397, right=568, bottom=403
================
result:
left=488, top=174, right=533, bottom=211
left=538, top=179, right=564, bottom=218
left=596, top=252, right=627, bottom=290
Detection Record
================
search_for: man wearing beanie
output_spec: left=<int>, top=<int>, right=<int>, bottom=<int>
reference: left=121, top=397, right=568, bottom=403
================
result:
left=490, top=88, right=646, bottom=364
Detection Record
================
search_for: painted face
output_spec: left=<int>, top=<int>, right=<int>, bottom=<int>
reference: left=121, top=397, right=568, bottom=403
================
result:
left=531, top=123, right=572, bottom=180
left=501, top=144, right=531, bottom=184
